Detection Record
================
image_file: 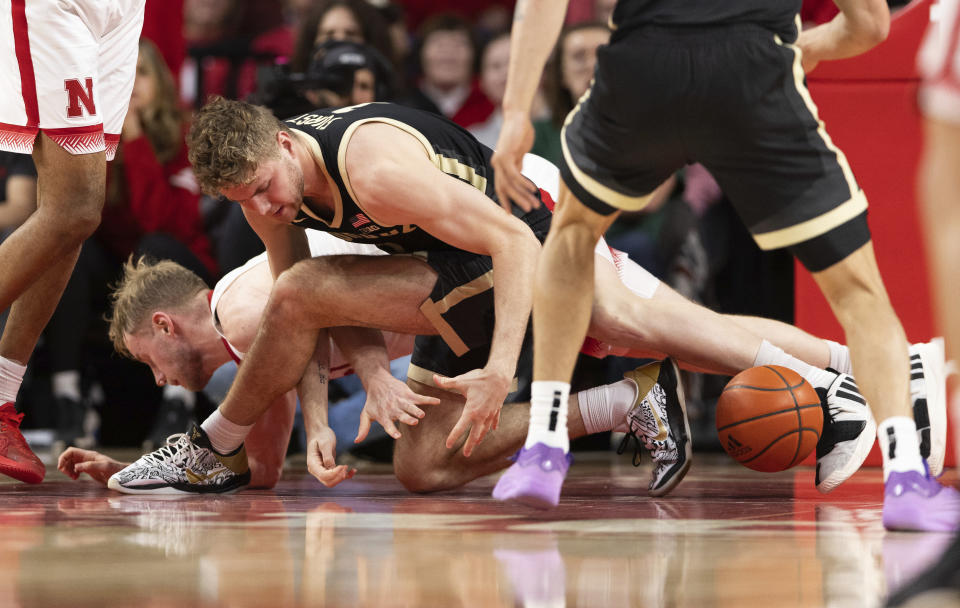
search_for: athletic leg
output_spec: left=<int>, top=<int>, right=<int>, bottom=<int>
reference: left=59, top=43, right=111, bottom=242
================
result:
left=404, top=357, right=689, bottom=497
left=589, top=255, right=837, bottom=386
left=0, top=136, right=104, bottom=484
left=245, top=392, right=297, bottom=488
left=394, top=379, right=584, bottom=493
left=813, top=243, right=909, bottom=425
left=216, top=254, right=438, bottom=429
left=533, top=185, right=620, bottom=385
left=0, top=136, right=104, bottom=361
left=814, top=243, right=958, bottom=530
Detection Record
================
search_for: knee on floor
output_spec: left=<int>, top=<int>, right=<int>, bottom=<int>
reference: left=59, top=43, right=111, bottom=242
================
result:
left=248, top=459, right=283, bottom=489
left=394, top=458, right=454, bottom=494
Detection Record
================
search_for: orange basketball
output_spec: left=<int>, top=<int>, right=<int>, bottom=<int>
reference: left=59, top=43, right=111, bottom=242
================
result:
left=716, top=365, right=823, bottom=472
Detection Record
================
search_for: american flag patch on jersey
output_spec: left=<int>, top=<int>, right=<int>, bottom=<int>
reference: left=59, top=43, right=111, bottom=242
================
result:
left=351, top=213, right=371, bottom=228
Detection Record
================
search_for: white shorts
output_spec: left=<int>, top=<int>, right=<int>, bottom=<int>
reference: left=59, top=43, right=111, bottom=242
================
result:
left=918, top=0, right=960, bottom=124
left=0, top=0, right=144, bottom=159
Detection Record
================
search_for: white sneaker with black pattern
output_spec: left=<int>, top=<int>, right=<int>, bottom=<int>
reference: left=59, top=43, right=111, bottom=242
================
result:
left=108, top=424, right=250, bottom=495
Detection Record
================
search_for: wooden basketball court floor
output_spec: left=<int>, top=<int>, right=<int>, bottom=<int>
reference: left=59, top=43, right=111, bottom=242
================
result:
left=0, top=451, right=956, bottom=608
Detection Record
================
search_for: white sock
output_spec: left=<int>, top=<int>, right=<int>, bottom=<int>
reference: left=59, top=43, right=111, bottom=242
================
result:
left=163, top=384, right=196, bottom=409
left=753, top=339, right=836, bottom=390
left=577, top=378, right=638, bottom=435
left=200, top=408, right=253, bottom=454
left=0, top=356, right=26, bottom=404
left=525, top=381, right=570, bottom=451
left=876, top=416, right=925, bottom=482
left=52, top=370, right=82, bottom=402
left=825, top=340, right=853, bottom=375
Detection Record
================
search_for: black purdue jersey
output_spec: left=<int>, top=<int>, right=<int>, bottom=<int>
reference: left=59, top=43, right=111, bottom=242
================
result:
left=610, top=0, right=802, bottom=41
left=284, top=102, right=523, bottom=254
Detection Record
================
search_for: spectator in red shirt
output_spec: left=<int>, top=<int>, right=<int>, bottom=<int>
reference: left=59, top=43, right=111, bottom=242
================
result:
left=397, top=14, right=494, bottom=129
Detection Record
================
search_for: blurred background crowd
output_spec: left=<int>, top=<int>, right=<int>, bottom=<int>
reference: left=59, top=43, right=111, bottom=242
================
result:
left=0, top=0, right=913, bottom=462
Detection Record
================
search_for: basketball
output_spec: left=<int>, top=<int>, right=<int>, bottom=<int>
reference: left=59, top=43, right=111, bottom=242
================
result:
left=716, top=365, right=824, bottom=472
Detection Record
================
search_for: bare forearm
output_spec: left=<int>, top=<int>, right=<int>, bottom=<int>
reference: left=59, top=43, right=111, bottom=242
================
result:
left=487, top=236, right=540, bottom=377
left=502, top=0, right=569, bottom=114
left=244, top=208, right=311, bottom=279
left=330, top=326, right=392, bottom=383
left=299, top=332, right=332, bottom=436
left=798, top=1, right=889, bottom=65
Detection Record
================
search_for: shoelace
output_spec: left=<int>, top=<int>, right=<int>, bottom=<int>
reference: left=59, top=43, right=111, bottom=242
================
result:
left=617, top=403, right=674, bottom=466
left=140, top=433, right=194, bottom=468
left=616, top=430, right=646, bottom=467
left=616, top=428, right=670, bottom=467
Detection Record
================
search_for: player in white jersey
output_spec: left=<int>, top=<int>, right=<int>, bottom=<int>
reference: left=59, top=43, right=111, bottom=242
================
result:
left=60, top=230, right=418, bottom=488
left=0, top=0, right=145, bottom=483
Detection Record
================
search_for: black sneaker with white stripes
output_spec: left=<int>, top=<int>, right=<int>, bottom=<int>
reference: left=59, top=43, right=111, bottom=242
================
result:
left=815, top=372, right=876, bottom=493
left=909, top=338, right=947, bottom=477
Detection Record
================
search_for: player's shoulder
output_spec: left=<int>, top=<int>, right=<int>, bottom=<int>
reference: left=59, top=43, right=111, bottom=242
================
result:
left=214, top=262, right=272, bottom=351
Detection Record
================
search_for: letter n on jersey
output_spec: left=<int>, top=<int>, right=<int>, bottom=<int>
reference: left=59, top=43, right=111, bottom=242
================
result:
left=64, top=78, right=96, bottom=118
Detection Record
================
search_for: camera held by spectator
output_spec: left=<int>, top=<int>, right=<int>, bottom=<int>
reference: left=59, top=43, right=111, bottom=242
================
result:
left=251, top=39, right=394, bottom=117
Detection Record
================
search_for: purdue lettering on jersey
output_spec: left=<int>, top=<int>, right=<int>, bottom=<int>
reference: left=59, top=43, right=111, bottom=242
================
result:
left=285, top=103, right=505, bottom=254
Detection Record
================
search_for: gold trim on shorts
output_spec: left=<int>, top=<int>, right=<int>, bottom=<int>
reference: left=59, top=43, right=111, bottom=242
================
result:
left=753, top=189, right=868, bottom=250
left=775, top=19, right=860, bottom=198
left=417, top=270, right=494, bottom=356
left=560, top=82, right=655, bottom=212
left=418, top=300, right=470, bottom=356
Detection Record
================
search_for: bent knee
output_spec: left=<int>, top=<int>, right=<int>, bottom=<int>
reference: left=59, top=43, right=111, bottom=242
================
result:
left=68, top=209, right=102, bottom=241
left=270, top=272, right=312, bottom=322
left=248, top=459, right=283, bottom=489
left=394, top=450, right=454, bottom=493
left=34, top=202, right=101, bottom=244
left=395, top=467, right=451, bottom=494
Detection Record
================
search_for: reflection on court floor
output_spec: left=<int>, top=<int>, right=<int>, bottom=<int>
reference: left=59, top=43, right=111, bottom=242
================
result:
left=0, top=453, right=955, bottom=607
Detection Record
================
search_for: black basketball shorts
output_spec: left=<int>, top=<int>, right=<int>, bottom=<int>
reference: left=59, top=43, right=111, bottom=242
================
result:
left=406, top=206, right=594, bottom=402
left=559, top=20, right=871, bottom=272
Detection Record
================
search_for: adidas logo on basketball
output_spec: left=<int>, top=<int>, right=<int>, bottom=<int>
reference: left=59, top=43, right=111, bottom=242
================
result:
left=727, top=435, right=751, bottom=458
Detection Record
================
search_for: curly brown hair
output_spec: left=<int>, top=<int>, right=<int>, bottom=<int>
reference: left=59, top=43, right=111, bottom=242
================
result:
left=107, top=256, right=209, bottom=358
left=186, top=96, right=290, bottom=196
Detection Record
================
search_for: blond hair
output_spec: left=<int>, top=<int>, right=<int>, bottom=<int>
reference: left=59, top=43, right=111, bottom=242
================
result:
left=187, top=96, right=290, bottom=195
left=108, top=256, right=209, bottom=358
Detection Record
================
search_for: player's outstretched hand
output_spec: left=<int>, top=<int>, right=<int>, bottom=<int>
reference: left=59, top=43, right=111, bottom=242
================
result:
left=434, top=367, right=511, bottom=457
left=491, top=110, right=539, bottom=213
left=355, top=373, right=441, bottom=442
left=57, top=447, right=128, bottom=485
left=307, top=425, right=356, bottom=488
